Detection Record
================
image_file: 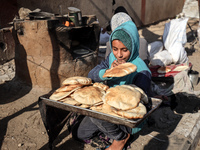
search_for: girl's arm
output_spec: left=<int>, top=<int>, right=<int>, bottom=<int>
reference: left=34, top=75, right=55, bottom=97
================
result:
left=88, top=54, right=110, bottom=82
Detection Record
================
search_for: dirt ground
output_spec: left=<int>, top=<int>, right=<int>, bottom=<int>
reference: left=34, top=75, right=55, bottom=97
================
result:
left=0, top=18, right=200, bottom=150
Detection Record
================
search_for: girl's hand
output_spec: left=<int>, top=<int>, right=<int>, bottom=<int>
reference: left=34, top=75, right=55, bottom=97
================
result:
left=105, top=60, right=126, bottom=74
left=111, top=60, right=126, bottom=68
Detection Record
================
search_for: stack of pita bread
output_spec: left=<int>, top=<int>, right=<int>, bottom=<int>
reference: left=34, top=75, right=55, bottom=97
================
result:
left=49, top=76, right=108, bottom=108
left=49, top=62, right=148, bottom=120
left=91, top=62, right=148, bottom=119
left=91, top=84, right=148, bottom=119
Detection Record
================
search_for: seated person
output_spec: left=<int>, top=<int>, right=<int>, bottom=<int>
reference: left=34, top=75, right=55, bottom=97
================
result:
left=72, top=20, right=151, bottom=150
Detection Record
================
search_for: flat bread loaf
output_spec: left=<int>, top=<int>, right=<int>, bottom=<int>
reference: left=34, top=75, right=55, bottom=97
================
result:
left=173, top=65, right=189, bottom=72
left=62, top=76, right=92, bottom=85
left=49, top=87, right=81, bottom=101
left=90, top=103, right=123, bottom=118
left=90, top=103, right=112, bottom=112
left=157, top=66, right=171, bottom=73
left=79, top=104, right=91, bottom=108
left=71, top=86, right=105, bottom=105
left=105, top=85, right=141, bottom=110
left=121, top=85, right=148, bottom=104
left=103, top=63, right=137, bottom=78
left=61, top=97, right=79, bottom=105
left=112, top=103, right=147, bottom=119
left=56, top=84, right=83, bottom=92
left=93, top=82, right=109, bottom=91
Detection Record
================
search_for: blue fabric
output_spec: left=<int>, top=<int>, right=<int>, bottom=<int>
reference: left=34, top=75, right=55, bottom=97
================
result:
left=131, top=119, right=147, bottom=135
left=88, top=53, right=111, bottom=82
left=132, top=71, right=152, bottom=96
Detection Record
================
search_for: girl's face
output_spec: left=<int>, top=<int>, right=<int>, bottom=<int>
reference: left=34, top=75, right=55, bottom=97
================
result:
left=112, top=40, right=131, bottom=63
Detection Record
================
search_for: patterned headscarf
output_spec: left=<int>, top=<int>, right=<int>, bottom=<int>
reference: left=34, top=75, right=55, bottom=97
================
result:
left=111, top=30, right=132, bottom=51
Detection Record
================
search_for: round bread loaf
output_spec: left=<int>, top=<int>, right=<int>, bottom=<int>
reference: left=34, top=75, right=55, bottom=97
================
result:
left=105, top=85, right=141, bottom=110
left=121, top=84, right=148, bottom=104
left=72, top=86, right=105, bottom=105
left=93, top=82, right=109, bottom=91
left=90, top=103, right=123, bottom=118
left=62, top=76, right=92, bottom=85
left=56, top=84, right=83, bottom=92
left=157, top=66, right=171, bottom=73
left=112, top=103, right=147, bottom=119
left=49, top=86, right=81, bottom=101
left=103, top=62, right=137, bottom=78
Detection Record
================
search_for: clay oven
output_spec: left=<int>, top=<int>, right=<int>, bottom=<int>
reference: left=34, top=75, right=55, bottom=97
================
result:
left=13, top=15, right=100, bottom=89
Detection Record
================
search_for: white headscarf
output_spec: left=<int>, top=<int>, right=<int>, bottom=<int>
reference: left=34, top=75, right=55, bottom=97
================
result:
left=110, top=12, right=132, bottom=31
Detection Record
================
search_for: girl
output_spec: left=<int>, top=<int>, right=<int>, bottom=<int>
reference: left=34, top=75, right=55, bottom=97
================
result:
left=73, top=20, right=151, bottom=150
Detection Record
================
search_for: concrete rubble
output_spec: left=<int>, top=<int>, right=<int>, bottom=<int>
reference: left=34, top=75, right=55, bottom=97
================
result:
left=0, top=60, right=15, bottom=84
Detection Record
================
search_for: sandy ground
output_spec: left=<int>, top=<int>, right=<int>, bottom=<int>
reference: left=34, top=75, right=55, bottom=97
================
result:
left=0, top=18, right=200, bottom=150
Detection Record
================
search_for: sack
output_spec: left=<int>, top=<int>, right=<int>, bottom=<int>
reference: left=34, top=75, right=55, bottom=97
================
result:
left=148, top=41, right=163, bottom=60
left=163, top=18, right=189, bottom=64
left=168, top=43, right=188, bottom=64
left=150, top=50, right=173, bottom=66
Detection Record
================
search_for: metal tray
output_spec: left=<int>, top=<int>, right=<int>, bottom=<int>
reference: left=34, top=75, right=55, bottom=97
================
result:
left=39, top=94, right=162, bottom=128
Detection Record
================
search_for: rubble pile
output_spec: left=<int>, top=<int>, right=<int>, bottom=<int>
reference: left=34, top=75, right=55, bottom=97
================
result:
left=0, top=59, right=15, bottom=84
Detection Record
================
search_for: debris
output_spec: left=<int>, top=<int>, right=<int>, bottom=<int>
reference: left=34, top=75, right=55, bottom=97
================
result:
left=18, top=143, right=24, bottom=147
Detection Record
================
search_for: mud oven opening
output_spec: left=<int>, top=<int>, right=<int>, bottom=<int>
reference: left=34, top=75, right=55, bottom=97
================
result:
left=13, top=15, right=101, bottom=89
